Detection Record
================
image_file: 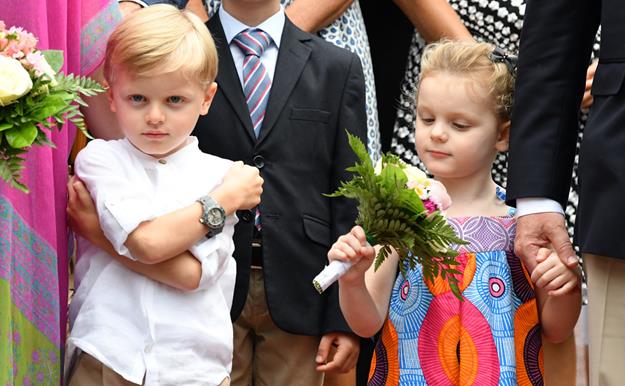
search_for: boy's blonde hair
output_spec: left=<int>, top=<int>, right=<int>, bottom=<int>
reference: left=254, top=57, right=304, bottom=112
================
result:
left=104, top=4, right=217, bottom=87
left=418, top=40, right=515, bottom=121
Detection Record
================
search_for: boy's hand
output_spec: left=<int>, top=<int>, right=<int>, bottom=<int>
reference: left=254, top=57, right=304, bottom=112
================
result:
left=315, top=332, right=359, bottom=373
left=211, top=161, right=263, bottom=214
left=67, top=176, right=108, bottom=249
left=328, top=226, right=376, bottom=285
left=530, top=248, right=580, bottom=296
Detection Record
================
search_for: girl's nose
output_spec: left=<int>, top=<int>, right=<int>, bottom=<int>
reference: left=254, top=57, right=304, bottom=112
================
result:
left=430, top=122, right=448, bottom=142
left=146, top=105, right=165, bottom=125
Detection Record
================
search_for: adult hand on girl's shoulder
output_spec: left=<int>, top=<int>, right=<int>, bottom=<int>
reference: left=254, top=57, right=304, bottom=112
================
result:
left=328, top=226, right=375, bottom=286
left=530, top=248, right=580, bottom=296
left=515, top=212, right=578, bottom=272
left=315, top=332, right=360, bottom=373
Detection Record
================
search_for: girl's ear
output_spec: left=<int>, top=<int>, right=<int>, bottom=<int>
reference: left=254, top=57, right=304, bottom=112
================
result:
left=495, top=120, right=510, bottom=152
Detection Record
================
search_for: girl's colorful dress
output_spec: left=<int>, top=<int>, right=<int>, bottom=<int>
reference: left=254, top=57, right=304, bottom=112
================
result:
left=369, top=215, right=543, bottom=386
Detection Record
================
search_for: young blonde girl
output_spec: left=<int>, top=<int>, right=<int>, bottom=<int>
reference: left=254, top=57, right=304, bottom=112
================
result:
left=329, top=41, right=581, bottom=385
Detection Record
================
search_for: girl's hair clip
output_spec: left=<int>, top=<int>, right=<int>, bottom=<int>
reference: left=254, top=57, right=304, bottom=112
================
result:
left=490, top=47, right=518, bottom=74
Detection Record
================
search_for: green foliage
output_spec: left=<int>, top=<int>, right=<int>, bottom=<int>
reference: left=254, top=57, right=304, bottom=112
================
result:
left=328, top=131, right=467, bottom=299
left=0, top=69, right=104, bottom=192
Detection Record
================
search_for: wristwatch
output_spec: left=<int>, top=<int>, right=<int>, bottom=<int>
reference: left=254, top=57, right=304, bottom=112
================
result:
left=197, top=195, right=226, bottom=238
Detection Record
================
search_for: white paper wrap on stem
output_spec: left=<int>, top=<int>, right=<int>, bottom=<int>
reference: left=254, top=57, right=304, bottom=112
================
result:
left=312, top=260, right=353, bottom=294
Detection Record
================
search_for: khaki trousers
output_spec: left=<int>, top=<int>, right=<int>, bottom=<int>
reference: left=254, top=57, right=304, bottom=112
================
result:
left=231, top=269, right=323, bottom=386
left=585, top=253, right=625, bottom=386
left=67, top=352, right=230, bottom=386
left=67, top=353, right=139, bottom=386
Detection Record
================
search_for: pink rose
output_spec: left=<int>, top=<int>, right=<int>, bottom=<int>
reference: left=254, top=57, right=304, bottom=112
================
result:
left=428, top=180, right=452, bottom=211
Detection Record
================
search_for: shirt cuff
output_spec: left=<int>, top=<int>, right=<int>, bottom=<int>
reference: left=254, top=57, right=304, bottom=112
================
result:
left=515, top=197, right=565, bottom=218
left=100, top=198, right=156, bottom=259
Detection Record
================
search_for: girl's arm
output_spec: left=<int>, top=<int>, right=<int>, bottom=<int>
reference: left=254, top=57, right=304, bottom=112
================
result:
left=330, top=226, right=399, bottom=337
left=531, top=249, right=582, bottom=343
left=68, top=178, right=201, bottom=291
left=285, top=0, right=353, bottom=33
left=393, top=0, right=472, bottom=43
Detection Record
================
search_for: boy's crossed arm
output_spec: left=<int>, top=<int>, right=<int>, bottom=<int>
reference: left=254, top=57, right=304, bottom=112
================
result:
left=68, top=162, right=262, bottom=291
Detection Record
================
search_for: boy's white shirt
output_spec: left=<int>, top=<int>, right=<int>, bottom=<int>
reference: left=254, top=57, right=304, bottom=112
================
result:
left=66, top=137, right=237, bottom=386
left=219, top=5, right=284, bottom=86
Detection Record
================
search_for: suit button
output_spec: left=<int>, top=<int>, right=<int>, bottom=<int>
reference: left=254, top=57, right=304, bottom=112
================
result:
left=239, top=210, right=253, bottom=222
left=253, top=155, right=265, bottom=169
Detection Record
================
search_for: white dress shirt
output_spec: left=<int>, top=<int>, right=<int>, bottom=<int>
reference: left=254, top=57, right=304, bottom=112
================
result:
left=218, top=5, right=285, bottom=87
left=66, top=137, right=237, bottom=386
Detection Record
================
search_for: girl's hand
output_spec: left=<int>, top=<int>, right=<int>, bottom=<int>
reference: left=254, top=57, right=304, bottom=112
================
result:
left=530, top=248, right=580, bottom=296
left=327, top=226, right=375, bottom=285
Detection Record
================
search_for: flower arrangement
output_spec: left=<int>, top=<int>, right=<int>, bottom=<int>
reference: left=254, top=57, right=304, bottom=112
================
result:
left=313, top=132, right=465, bottom=298
left=0, top=21, right=104, bottom=192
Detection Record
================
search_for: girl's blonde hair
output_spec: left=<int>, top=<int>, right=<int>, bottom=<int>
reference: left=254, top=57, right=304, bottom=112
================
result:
left=418, top=40, right=515, bottom=121
left=104, top=4, right=218, bottom=87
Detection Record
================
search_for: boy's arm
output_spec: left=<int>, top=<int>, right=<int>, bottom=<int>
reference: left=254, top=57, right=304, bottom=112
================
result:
left=124, top=162, right=261, bottom=263
left=75, top=140, right=261, bottom=264
left=68, top=178, right=202, bottom=291
left=531, top=249, right=582, bottom=344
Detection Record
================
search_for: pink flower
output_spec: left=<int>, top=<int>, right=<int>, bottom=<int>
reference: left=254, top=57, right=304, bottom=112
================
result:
left=423, top=199, right=437, bottom=214
left=428, top=180, right=452, bottom=211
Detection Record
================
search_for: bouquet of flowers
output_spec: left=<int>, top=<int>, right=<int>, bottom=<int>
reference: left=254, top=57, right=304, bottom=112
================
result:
left=0, top=21, right=104, bottom=192
left=313, top=132, right=466, bottom=298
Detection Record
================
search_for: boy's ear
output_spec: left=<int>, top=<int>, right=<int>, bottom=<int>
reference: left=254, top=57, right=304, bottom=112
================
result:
left=105, top=80, right=116, bottom=113
left=200, top=82, right=218, bottom=115
left=495, top=120, right=510, bottom=152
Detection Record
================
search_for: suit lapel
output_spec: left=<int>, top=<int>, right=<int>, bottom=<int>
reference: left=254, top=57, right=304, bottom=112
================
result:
left=257, top=18, right=312, bottom=145
left=208, top=16, right=256, bottom=142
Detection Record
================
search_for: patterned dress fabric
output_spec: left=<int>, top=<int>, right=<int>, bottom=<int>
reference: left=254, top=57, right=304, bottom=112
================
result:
left=368, top=215, right=543, bottom=385
left=206, top=0, right=381, bottom=161
left=389, top=0, right=601, bottom=236
left=0, top=1, right=120, bottom=384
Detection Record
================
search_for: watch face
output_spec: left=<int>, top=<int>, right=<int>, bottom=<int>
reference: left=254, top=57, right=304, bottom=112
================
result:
left=207, top=207, right=224, bottom=226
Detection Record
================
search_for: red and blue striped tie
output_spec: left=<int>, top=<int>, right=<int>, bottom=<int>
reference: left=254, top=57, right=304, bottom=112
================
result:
left=233, top=28, right=272, bottom=231
left=233, top=28, right=272, bottom=138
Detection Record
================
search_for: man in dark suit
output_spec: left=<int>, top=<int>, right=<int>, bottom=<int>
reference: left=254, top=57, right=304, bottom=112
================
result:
left=507, top=1, right=625, bottom=384
left=193, top=0, right=365, bottom=384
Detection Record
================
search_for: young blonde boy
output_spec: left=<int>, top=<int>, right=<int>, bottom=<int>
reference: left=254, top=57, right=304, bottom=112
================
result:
left=64, top=5, right=263, bottom=386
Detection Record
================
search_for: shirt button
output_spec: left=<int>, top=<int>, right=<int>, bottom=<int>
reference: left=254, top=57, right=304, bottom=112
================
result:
left=158, top=159, right=167, bottom=165
left=144, top=344, right=152, bottom=353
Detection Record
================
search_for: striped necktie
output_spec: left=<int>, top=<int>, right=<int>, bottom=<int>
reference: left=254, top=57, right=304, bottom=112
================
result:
left=233, top=28, right=272, bottom=138
left=233, top=28, right=272, bottom=232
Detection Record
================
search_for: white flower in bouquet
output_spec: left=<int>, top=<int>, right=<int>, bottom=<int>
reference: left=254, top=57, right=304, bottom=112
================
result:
left=0, top=21, right=104, bottom=192
left=0, top=55, right=32, bottom=105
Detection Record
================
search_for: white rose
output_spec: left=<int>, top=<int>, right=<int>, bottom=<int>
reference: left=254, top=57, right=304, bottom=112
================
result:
left=403, top=165, right=428, bottom=185
left=0, top=55, right=33, bottom=106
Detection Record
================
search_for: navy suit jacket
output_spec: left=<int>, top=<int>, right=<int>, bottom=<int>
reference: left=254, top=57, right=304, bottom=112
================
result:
left=193, top=15, right=367, bottom=335
left=508, top=0, right=625, bottom=258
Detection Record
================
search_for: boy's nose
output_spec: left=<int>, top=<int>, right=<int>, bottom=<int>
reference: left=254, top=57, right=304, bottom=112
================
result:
left=146, top=105, right=165, bottom=125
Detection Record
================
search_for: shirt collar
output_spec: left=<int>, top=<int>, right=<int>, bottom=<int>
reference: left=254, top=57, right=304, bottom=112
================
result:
left=219, top=5, right=285, bottom=48
left=122, top=136, right=201, bottom=167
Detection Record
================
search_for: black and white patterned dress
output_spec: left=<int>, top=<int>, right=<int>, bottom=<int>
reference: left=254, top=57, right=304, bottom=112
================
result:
left=390, top=0, right=600, bottom=236
left=206, top=0, right=381, bottom=161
